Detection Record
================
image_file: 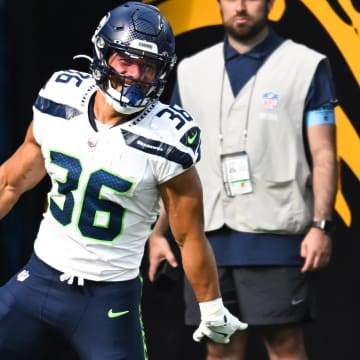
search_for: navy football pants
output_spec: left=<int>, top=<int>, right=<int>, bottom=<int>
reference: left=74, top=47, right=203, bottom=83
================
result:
left=0, top=253, right=147, bottom=359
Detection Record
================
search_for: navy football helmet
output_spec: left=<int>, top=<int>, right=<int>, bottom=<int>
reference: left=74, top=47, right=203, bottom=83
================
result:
left=90, top=1, right=177, bottom=114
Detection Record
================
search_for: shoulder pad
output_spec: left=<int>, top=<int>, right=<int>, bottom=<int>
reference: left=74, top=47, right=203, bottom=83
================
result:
left=34, top=70, right=96, bottom=120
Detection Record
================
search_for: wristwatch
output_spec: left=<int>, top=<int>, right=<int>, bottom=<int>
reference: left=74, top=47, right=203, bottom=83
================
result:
left=311, top=219, right=335, bottom=234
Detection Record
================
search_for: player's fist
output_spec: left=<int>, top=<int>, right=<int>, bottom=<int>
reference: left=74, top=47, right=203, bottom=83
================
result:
left=193, top=301, right=247, bottom=344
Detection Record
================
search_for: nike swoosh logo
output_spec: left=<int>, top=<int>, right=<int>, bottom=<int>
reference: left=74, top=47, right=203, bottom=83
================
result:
left=211, top=329, right=227, bottom=337
left=291, top=298, right=304, bottom=305
left=187, top=131, right=198, bottom=145
left=107, top=309, right=130, bottom=318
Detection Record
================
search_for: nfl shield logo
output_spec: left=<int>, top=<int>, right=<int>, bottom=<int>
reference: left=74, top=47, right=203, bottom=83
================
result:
left=17, top=269, right=30, bottom=282
left=262, top=92, right=279, bottom=110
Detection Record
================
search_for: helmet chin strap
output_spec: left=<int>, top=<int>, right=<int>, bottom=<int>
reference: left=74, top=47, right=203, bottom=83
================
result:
left=104, top=82, right=146, bottom=115
left=122, top=85, right=145, bottom=106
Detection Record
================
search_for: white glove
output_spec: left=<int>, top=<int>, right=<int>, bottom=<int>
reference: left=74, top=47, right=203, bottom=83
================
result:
left=193, top=298, right=248, bottom=344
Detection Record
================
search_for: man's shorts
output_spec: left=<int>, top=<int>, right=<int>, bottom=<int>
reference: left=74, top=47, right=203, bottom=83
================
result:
left=184, top=266, right=316, bottom=326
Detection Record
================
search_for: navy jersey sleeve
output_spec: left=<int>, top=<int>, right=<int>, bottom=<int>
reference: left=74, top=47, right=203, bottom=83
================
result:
left=305, top=58, right=338, bottom=110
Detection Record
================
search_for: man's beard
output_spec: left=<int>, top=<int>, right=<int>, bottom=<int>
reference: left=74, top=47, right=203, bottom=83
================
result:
left=224, top=17, right=268, bottom=42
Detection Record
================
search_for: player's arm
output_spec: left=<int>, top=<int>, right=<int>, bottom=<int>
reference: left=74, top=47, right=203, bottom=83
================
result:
left=0, top=120, right=47, bottom=219
left=160, top=167, right=247, bottom=343
left=159, top=167, right=219, bottom=302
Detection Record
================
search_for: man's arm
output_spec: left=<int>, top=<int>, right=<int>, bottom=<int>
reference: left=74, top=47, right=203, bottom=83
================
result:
left=308, top=123, right=337, bottom=220
left=0, top=121, right=47, bottom=219
left=148, top=199, right=178, bottom=282
left=301, top=122, right=337, bottom=272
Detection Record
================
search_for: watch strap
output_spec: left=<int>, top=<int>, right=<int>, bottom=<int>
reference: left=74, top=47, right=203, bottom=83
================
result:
left=311, top=219, right=334, bottom=234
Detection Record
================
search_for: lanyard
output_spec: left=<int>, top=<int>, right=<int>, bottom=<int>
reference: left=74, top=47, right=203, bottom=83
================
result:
left=219, top=64, right=258, bottom=152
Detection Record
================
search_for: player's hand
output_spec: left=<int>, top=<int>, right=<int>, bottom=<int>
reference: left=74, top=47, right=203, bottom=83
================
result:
left=193, top=307, right=248, bottom=344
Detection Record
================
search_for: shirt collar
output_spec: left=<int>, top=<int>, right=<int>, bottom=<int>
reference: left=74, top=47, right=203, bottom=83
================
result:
left=224, top=28, right=284, bottom=62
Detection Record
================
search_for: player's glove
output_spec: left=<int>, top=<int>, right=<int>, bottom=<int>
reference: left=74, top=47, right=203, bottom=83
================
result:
left=193, top=298, right=248, bottom=344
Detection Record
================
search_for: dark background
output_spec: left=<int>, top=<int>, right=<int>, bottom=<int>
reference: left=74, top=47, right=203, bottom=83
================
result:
left=0, top=1, right=359, bottom=359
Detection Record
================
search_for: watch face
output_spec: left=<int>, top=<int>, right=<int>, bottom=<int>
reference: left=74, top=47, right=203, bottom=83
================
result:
left=312, top=220, right=334, bottom=233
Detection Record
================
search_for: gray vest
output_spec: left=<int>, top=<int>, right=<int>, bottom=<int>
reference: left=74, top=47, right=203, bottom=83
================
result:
left=177, top=40, right=325, bottom=234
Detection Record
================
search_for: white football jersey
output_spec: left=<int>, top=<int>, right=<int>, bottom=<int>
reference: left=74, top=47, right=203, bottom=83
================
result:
left=32, top=69, right=201, bottom=281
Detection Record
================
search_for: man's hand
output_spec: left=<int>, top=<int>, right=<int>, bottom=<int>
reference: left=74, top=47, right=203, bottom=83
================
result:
left=300, top=227, right=332, bottom=272
left=193, top=307, right=248, bottom=344
left=148, top=232, right=178, bottom=282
